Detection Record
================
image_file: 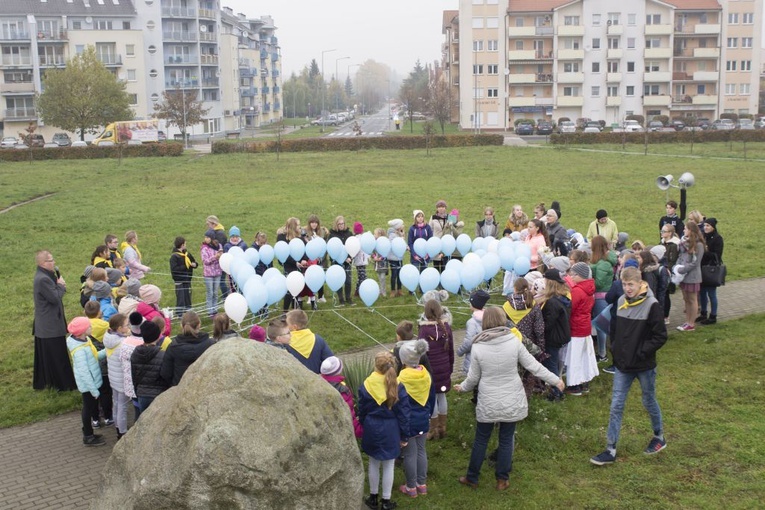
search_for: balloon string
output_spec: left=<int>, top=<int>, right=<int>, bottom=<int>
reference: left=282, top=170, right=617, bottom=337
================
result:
left=331, top=310, right=386, bottom=348
left=371, top=308, right=397, bottom=326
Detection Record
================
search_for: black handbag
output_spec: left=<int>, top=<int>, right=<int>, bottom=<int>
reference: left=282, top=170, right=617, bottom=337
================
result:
left=701, top=253, right=726, bottom=287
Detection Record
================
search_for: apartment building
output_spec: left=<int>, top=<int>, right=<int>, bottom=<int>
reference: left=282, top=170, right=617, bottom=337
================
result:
left=0, top=0, right=281, bottom=140
left=441, top=10, right=460, bottom=123
left=450, top=0, right=760, bottom=130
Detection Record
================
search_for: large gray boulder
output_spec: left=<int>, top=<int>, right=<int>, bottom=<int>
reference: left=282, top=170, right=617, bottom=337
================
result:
left=92, top=339, right=364, bottom=509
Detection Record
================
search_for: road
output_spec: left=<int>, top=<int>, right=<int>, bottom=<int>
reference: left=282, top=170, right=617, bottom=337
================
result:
left=325, top=107, right=393, bottom=138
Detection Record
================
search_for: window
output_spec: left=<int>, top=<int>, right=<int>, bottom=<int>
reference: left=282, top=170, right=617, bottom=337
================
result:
left=96, top=20, right=112, bottom=30
left=725, top=83, right=736, bottom=95
left=515, top=40, right=523, bottom=50
left=645, top=61, right=660, bottom=72
left=697, top=61, right=706, bottom=71
left=728, top=13, right=738, bottom=24
left=515, top=18, right=524, bottom=27
left=3, top=71, right=32, bottom=83
left=563, top=86, right=579, bottom=96
left=591, top=86, right=600, bottom=97
left=699, top=13, right=707, bottom=23
left=127, top=69, right=136, bottom=81
left=627, top=61, right=635, bottom=72
left=473, top=40, right=483, bottom=51
left=592, top=38, right=601, bottom=49
left=727, top=38, right=738, bottom=48
left=592, top=62, right=600, bottom=72
left=726, top=60, right=737, bottom=71
left=646, top=38, right=661, bottom=48
left=486, top=17, right=499, bottom=29
left=697, top=84, right=706, bottom=94
left=742, top=13, right=753, bottom=24
left=627, top=13, right=636, bottom=26
left=740, top=83, right=750, bottom=94
left=72, top=21, right=81, bottom=30
left=126, top=44, right=135, bottom=57
left=487, top=40, right=498, bottom=51
left=564, top=16, right=579, bottom=26
left=644, top=84, right=660, bottom=96
left=608, top=13, right=620, bottom=25
left=647, top=110, right=661, bottom=117
left=563, top=38, right=580, bottom=50
left=128, top=93, right=138, bottom=105
left=607, top=86, right=618, bottom=97
left=472, top=18, right=484, bottom=29
left=202, top=90, right=218, bottom=101
left=472, top=64, right=484, bottom=74
left=563, top=62, right=580, bottom=72
left=627, top=37, right=636, bottom=49
left=487, top=88, right=499, bottom=98
left=473, top=88, right=484, bottom=99
left=122, top=21, right=131, bottom=30
left=626, top=86, right=634, bottom=96
left=593, top=14, right=601, bottom=26
left=487, top=64, right=498, bottom=74
left=646, top=14, right=661, bottom=25
left=607, top=61, right=619, bottom=72
left=741, top=60, right=751, bottom=71
left=608, top=37, right=620, bottom=49
left=742, top=37, right=753, bottom=48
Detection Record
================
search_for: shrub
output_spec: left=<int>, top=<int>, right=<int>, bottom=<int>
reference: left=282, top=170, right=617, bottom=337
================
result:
left=549, top=130, right=765, bottom=145
left=625, top=114, right=645, bottom=126
left=0, top=143, right=183, bottom=162
left=720, top=112, right=738, bottom=122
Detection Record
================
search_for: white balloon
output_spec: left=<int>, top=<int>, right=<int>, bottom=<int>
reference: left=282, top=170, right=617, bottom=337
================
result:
left=224, top=293, right=248, bottom=324
left=219, top=252, right=232, bottom=274
left=463, top=252, right=482, bottom=267
left=345, top=236, right=361, bottom=258
left=487, top=238, right=499, bottom=254
left=228, top=246, right=245, bottom=258
left=286, top=271, right=305, bottom=297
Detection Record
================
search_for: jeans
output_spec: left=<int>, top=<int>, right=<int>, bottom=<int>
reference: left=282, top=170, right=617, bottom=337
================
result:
left=607, top=368, right=663, bottom=449
left=402, top=434, right=428, bottom=488
left=466, top=421, right=516, bottom=483
left=137, top=396, right=156, bottom=413
left=542, top=345, right=562, bottom=397
left=699, top=285, right=718, bottom=315
left=591, top=298, right=609, bottom=357
left=389, top=260, right=402, bottom=291
left=219, top=275, right=230, bottom=299
left=204, top=275, right=221, bottom=316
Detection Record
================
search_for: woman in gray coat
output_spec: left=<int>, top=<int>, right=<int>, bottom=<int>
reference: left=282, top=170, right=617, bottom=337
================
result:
left=675, top=220, right=706, bottom=332
left=454, top=307, right=564, bottom=490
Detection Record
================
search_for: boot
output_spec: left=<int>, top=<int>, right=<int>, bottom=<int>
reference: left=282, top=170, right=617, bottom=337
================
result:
left=426, top=417, right=439, bottom=440
left=696, top=312, right=707, bottom=323
left=700, top=314, right=717, bottom=325
left=437, top=414, right=447, bottom=439
left=363, top=494, right=379, bottom=509
left=380, top=498, right=397, bottom=510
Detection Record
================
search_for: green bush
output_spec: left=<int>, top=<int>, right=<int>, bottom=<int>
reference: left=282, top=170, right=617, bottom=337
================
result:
left=0, top=143, right=183, bottom=162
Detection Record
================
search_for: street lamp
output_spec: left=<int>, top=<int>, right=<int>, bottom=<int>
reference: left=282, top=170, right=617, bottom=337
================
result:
left=335, top=56, right=349, bottom=111
left=320, top=48, right=336, bottom=132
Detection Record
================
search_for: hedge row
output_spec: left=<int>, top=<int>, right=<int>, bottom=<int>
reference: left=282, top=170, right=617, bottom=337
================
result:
left=211, top=134, right=505, bottom=154
left=0, top=143, right=184, bottom=162
left=550, top=130, right=765, bottom=145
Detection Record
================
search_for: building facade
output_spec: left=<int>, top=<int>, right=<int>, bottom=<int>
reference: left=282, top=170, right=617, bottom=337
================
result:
left=0, top=0, right=281, bottom=140
left=450, top=0, right=761, bottom=130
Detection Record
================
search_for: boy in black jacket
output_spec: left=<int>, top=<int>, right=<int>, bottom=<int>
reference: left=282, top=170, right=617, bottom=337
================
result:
left=131, top=321, right=168, bottom=413
left=591, top=267, right=667, bottom=466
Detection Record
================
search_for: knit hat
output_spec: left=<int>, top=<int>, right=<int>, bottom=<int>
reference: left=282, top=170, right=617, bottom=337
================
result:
left=543, top=269, right=564, bottom=284
left=140, top=320, right=161, bottom=344
left=204, top=228, right=217, bottom=239
left=67, top=317, right=91, bottom=337
left=596, top=209, right=608, bottom=220
left=139, top=284, right=161, bottom=304
left=353, top=221, right=363, bottom=234
left=546, top=209, right=558, bottom=220
left=106, top=268, right=123, bottom=286
left=615, top=232, right=629, bottom=251
left=229, top=226, right=241, bottom=237
left=399, top=339, right=429, bottom=368
left=421, top=289, right=449, bottom=304
left=83, top=265, right=95, bottom=279
left=92, top=280, right=112, bottom=299
left=549, top=256, right=571, bottom=273
left=571, top=262, right=592, bottom=280
left=551, top=201, right=562, bottom=219
left=249, top=324, right=266, bottom=342
left=705, top=217, right=717, bottom=229
left=413, top=209, right=424, bottom=221
left=435, top=199, right=447, bottom=208
left=649, top=245, right=666, bottom=261
left=129, top=312, right=144, bottom=335
left=320, top=356, right=343, bottom=376
left=469, top=290, right=490, bottom=310
left=388, top=219, right=404, bottom=229
left=623, top=258, right=640, bottom=269
left=124, top=277, right=141, bottom=296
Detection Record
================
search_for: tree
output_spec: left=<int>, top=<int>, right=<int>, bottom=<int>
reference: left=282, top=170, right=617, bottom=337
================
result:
left=153, top=88, right=211, bottom=141
left=36, top=46, right=132, bottom=141
left=428, top=79, right=452, bottom=134
left=398, top=60, right=430, bottom=132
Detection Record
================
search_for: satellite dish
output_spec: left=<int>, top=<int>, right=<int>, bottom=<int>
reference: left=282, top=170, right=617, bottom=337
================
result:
left=200, top=25, right=208, bottom=32
left=85, top=16, right=92, bottom=24
left=242, top=31, right=248, bottom=38
left=504, top=68, right=510, bottom=75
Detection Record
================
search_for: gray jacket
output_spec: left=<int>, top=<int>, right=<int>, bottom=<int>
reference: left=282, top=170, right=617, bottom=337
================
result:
left=458, top=327, right=560, bottom=423
left=33, top=266, right=67, bottom=338
left=677, top=240, right=705, bottom=284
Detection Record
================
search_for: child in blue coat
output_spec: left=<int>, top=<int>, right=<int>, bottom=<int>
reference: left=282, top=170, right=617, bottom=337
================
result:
left=66, top=317, right=106, bottom=447
left=358, top=351, right=410, bottom=510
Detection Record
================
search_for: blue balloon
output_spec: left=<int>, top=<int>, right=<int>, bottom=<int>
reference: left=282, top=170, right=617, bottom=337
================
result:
left=510, top=232, right=521, bottom=241
left=375, top=236, right=391, bottom=258
left=327, top=237, right=348, bottom=264
left=258, top=244, right=274, bottom=265
left=413, top=238, right=428, bottom=258
left=265, top=273, right=287, bottom=306
left=325, top=265, right=346, bottom=291
left=305, top=238, right=326, bottom=260
left=498, top=247, right=516, bottom=271
left=426, top=237, right=443, bottom=259
left=244, top=247, right=260, bottom=267
left=274, top=241, right=290, bottom=264
left=360, top=232, right=376, bottom=255
left=243, top=274, right=264, bottom=298
left=516, top=244, right=532, bottom=259
left=440, top=269, right=461, bottom=294
left=399, top=264, right=420, bottom=292
left=391, top=237, right=407, bottom=258
left=461, top=262, right=484, bottom=291
left=419, top=267, right=440, bottom=293
left=230, top=257, right=246, bottom=282
left=235, top=264, right=256, bottom=289
left=514, top=256, right=531, bottom=276
left=482, top=252, right=501, bottom=280
left=304, top=265, right=325, bottom=293
left=359, top=279, right=380, bottom=307
left=471, top=236, right=485, bottom=253
left=445, top=258, right=463, bottom=274
left=244, top=280, right=268, bottom=314
left=497, top=237, right=513, bottom=250
left=289, top=238, right=305, bottom=261
left=228, top=246, right=245, bottom=258
left=262, top=267, right=282, bottom=283
left=441, top=234, right=456, bottom=256
left=456, top=234, right=472, bottom=256
left=474, top=249, right=487, bottom=258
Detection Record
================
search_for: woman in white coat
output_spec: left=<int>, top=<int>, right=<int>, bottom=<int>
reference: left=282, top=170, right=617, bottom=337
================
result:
left=454, top=306, right=564, bottom=490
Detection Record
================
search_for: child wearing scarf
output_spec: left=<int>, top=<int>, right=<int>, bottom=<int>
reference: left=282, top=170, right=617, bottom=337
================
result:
left=169, top=236, right=198, bottom=313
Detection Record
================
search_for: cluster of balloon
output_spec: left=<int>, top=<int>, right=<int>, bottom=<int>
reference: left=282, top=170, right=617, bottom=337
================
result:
left=218, top=233, right=534, bottom=321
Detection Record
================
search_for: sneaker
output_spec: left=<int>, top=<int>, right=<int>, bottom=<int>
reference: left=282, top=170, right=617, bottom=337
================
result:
left=91, top=419, right=101, bottom=429
left=581, top=383, right=590, bottom=394
left=596, top=355, right=609, bottom=363
left=677, top=323, right=696, bottom=332
left=590, top=450, right=616, bottom=466
left=602, top=365, right=616, bottom=375
left=83, top=434, right=106, bottom=447
left=644, top=437, right=667, bottom=455
left=564, top=385, right=583, bottom=396
left=399, top=485, right=417, bottom=498
left=104, top=418, right=114, bottom=427
left=318, top=297, right=327, bottom=303
left=416, top=484, right=427, bottom=495
left=664, top=318, right=671, bottom=325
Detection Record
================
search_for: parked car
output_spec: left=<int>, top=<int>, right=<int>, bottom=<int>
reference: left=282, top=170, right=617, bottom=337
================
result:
left=536, top=121, right=553, bottom=135
left=623, top=120, right=644, bottom=132
left=71, top=140, right=88, bottom=147
left=648, top=121, right=664, bottom=132
left=755, top=118, right=765, bottom=129
left=1, top=136, right=17, bottom=149
left=584, top=121, right=603, bottom=132
left=737, top=119, right=754, bottom=130
left=583, top=126, right=601, bottom=133
left=712, top=119, right=735, bottom=130
left=557, top=121, right=576, bottom=134
left=697, top=118, right=711, bottom=130
left=516, top=123, right=534, bottom=135
left=158, top=130, right=167, bottom=142
left=24, top=134, right=45, bottom=147
left=671, top=119, right=686, bottom=131
left=52, top=133, right=71, bottom=147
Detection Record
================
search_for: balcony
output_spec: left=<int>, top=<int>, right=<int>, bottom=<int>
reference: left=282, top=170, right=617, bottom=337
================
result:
left=260, top=49, right=268, bottom=60
left=508, top=73, right=536, bottom=84
left=199, top=8, right=216, bottom=19
left=272, top=69, right=280, bottom=78
left=273, top=86, right=280, bottom=94
left=557, top=96, right=584, bottom=107
left=271, top=52, right=279, bottom=62
left=644, top=48, right=672, bottom=59
left=0, top=82, right=34, bottom=94
left=607, top=25, right=623, bottom=35
left=672, top=95, right=693, bottom=104
left=97, top=54, right=123, bottom=66
left=165, top=80, right=198, bottom=89
left=0, top=31, right=30, bottom=41
left=644, top=71, right=671, bottom=82
left=557, top=49, right=584, bottom=60
left=536, top=73, right=554, bottom=83
left=558, top=25, right=584, bottom=36
left=558, top=72, right=584, bottom=83
left=695, top=24, right=720, bottom=35
left=535, top=97, right=554, bottom=106
left=606, top=96, right=622, bottom=106
left=692, top=94, right=717, bottom=105
left=508, top=27, right=536, bottom=37
left=694, top=47, right=719, bottom=58
left=199, top=32, right=217, bottom=42
left=645, top=24, right=673, bottom=35
left=274, top=102, right=281, bottom=111
left=163, top=31, right=197, bottom=42
left=507, top=50, right=536, bottom=61
left=4, top=107, right=36, bottom=119
left=261, top=86, right=270, bottom=94
left=693, top=71, right=717, bottom=81
left=39, top=56, right=65, bottom=66
left=507, top=97, right=535, bottom=107
left=161, top=7, right=196, bottom=18
left=607, top=49, right=622, bottom=59
left=240, top=68, right=254, bottom=78
left=238, top=58, right=251, bottom=68
left=166, top=56, right=198, bottom=65
left=607, top=72, right=622, bottom=82
left=241, top=88, right=257, bottom=97
left=201, top=54, right=219, bottom=65
left=202, top=78, right=219, bottom=88
left=36, top=29, right=68, bottom=41
left=1, top=56, right=32, bottom=66
left=643, top=95, right=670, bottom=106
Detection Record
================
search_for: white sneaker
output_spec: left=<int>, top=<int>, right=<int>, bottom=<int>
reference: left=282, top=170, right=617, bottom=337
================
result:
left=318, top=297, right=327, bottom=303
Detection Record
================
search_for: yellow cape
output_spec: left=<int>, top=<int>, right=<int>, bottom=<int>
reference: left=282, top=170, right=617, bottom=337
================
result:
left=398, top=366, right=431, bottom=407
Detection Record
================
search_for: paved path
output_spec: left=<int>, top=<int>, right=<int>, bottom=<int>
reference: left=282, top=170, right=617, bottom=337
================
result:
left=1, top=278, right=762, bottom=509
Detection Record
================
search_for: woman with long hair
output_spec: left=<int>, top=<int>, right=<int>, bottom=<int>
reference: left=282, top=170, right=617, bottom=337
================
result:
left=660, top=224, right=681, bottom=324
left=524, top=219, right=549, bottom=271
left=589, top=235, right=616, bottom=363
left=698, top=218, right=723, bottom=325
left=418, top=299, right=454, bottom=440
left=537, top=270, right=571, bottom=401
left=675, top=220, right=706, bottom=332
left=305, top=214, right=330, bottom=302
left=159, top=311, right=213, bottom=386
left=504, top=204, right=529, bottom=233
left=276, top=217, right=310, bottom=311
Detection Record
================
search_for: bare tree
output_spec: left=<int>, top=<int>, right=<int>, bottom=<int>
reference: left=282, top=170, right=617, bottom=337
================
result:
left=153, top=88, right=211, bottom=141
left=429, top=79, right=452, bottom=134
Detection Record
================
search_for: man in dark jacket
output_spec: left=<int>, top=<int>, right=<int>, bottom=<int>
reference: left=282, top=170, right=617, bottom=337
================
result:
left=591, top=267, right=667, bottom=466
left=131, top=321, right=168, bottom=412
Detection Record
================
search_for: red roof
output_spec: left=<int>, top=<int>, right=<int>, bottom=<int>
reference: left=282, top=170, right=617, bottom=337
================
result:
left=663, top=0, right=721, bottom=10
left=443, top=10, right=458, bottom=29
left=507, top=0, right=576, bottom=13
